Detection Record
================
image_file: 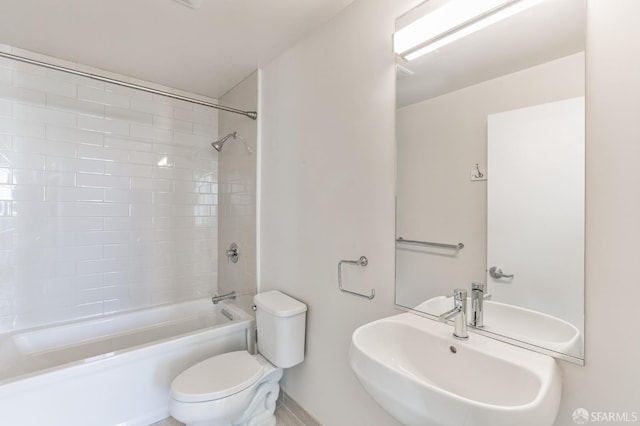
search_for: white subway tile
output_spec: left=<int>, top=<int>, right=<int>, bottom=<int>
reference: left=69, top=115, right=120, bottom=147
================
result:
left=174, top=179, right=199, bottom=193
left=152, top=192, right=173, bottom=205
left=12, top=170, right=75, bottom=186
left=76, top=273, right=104, bottom=290
left=193, top=123, right=218, bottom=137
left=0, top=184, right=44, bottom=201
left=105, top=162, right=152, bottom=178
left=12, top=136, right=75, bottom=157
left=104, top=189, right=151, bottom=204
left=13, top=104, right=76, bottom=128
left=0, top=135, right=11, bottom=150
left=0, top=117, right=46, bottom=138
left=129, top=151, right=171, bottom=166
left=173, top=192, right=196, bottom=205
left=46, top=156, right=104, bottom=174
left=131, top=177, right=171, bottom=191
left=78, top=144, right=129, bottom=162
left=131, top=203, right=172, bottom=218
left=130, top=98, right=173, bottom=118
left=78, top=86, right=130, bottom=108
left=78, top=115, right=130, bottom=136
left=0, top=68, right=11, bottom=84
left=0, top=152, right=45, bottom=170
left=47, top=93, right=104, bottom=117
left=76, top=287, right=104, bottom=305
left=104, top=217, right=132, bottom=230
left=152, top=166, right=173, bottom=179
left=174, top=204, right=210, bottom=217
left=45, top=245, right=103, bottom=262
left=45, top=217, right=104, bottom=232
left=103, top=244, right=131, bottom=259
left=45, top=187, right=104, bottom=202
left=130, top=124, right=172, bottom=142
left=77, top=258, right=127, bottom=275
left=152, top=93, right=193, bottom=110
left=104, top=136, right=152, bottom=152
left=46, top=124, right=104, bottom=146
left=152, top=142, right=192, bottom=157
left=174, top=106, right=215, bottom=125
left=197, top=194, right=217, bottom=205
left=103, top=271, right=128, bottom=286
left=0, top=100, right=11, bottom=118
left=55, top=202, right=129, bottom=217
left=153, top=116, right=193, bottom=133
left=76, top=173, right=129, bottom=189
left=104, top=105, right=152, bottom=125
left=12, top=201, right=56, bottom=217
left=14, top=71, right=76, bottom=98
left=173, top=131, right=209, bottom=147
left=76, top=231, right=129, bottom=246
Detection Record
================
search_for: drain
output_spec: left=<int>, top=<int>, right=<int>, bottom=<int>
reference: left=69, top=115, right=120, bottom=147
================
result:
left=449, top=346, right=457, bottom=354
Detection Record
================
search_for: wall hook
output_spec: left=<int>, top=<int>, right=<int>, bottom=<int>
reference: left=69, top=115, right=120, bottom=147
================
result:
left=473, top=163, right=484, bottom=179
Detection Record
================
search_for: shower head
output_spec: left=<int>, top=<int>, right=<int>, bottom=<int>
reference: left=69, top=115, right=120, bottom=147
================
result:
left=211, top=132, right=238, bottom=152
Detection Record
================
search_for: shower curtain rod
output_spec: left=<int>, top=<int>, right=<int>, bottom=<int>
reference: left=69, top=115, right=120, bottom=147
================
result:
left=0, top=51, right=257, bottom=120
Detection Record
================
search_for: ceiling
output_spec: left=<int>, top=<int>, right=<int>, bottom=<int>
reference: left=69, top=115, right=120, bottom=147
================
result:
left=396, top=0, right=586, bottom=108
left=0, top=0, right=356, bottom=99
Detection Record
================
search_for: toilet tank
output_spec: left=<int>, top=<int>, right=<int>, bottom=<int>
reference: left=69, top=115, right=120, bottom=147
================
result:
left=254, top=291, right=307, bottom=368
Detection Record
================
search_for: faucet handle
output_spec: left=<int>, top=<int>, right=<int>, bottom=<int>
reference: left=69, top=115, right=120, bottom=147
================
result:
left=452, top=288, right=466, bottom=301
left=471, top=282, right=486, bottom=292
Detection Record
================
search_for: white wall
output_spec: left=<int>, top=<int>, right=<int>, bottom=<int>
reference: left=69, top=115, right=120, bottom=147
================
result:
left=0, top=46, right=220, bottom=332
left=556, top=0, right=640, bottom=424
left=260, top=0, right=640, bottom=425
left=218, top=72, right=258, bottom=313
left=260, top=0, right=419, bottom=424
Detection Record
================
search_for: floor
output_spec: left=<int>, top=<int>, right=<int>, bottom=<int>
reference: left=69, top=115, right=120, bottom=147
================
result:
left=151, top=402, right=306, bottom=426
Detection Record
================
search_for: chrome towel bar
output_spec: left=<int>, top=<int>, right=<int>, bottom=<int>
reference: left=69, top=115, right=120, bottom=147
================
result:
left=396, top=237, right=464, bottom=250
left=337, top=256, right=375, bottom=300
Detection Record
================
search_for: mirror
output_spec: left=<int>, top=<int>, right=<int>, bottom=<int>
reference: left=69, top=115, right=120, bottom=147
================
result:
left=394, top=0, right=585, bottom=363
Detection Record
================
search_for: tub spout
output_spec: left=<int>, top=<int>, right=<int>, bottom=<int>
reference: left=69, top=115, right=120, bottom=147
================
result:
left=212, top=291, right=236, bottom=304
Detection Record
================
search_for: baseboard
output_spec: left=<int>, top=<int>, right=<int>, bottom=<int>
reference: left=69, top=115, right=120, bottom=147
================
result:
left=278, top=391, right=322, bottom=426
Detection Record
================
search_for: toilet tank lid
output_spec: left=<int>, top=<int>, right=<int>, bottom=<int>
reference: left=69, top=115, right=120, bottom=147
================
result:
left=254, top=290, right=307, bottom=317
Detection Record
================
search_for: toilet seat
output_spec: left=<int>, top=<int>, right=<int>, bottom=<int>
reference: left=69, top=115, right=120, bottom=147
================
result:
left=171, top=351, right=264, bottom=403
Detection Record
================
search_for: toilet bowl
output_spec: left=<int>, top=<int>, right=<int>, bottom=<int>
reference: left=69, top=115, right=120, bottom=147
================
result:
left=169, top=291, right=307, bottom=426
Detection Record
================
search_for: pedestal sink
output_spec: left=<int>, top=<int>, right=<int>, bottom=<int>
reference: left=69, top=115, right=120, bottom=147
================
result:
left=349, top=312, right=561, bottom=426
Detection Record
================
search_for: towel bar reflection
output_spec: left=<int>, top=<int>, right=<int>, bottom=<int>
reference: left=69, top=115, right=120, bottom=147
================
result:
left=337, top=256, right=375, bottom=300
left=396, top=237, right=464, bottom=250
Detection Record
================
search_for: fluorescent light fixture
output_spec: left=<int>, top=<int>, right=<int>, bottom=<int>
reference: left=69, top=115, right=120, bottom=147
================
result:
left=395, top=0, right=546, bottom=61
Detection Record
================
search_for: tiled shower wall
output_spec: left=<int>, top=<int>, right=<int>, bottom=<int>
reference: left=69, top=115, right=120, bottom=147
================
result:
left=218, top=72, right=258, bottom=313
left=0, top=46, right=220, bottom=332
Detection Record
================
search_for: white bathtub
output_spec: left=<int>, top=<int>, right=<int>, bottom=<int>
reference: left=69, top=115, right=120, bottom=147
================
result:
left=0, top=298, right=253, bottom=426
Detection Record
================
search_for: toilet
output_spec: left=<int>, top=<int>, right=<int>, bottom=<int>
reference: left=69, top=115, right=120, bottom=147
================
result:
left=169, top=290, right=307, bottom=426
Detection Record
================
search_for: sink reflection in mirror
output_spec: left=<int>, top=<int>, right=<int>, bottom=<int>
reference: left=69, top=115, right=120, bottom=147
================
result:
left=416, top=296, right=582, bottom=358
left=394, top=0, right=586, bottom=363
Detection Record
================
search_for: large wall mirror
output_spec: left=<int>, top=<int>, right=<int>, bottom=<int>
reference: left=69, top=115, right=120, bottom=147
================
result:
left=394, top=0, right=586, bottom=364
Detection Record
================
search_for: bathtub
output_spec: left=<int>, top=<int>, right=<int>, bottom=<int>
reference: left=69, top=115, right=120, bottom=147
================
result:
left=0, top=298, right=253, bottom=426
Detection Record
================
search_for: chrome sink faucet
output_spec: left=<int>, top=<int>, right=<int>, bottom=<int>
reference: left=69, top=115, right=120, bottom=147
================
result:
left=439, top=289, right=469, bottom=340
left=470, top=282, right=491, bottom=328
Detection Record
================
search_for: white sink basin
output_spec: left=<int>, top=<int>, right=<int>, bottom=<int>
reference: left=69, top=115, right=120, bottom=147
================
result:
left=416, top=296, right=582, bottom=357
left=349, top=313, right=561, bottom=426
